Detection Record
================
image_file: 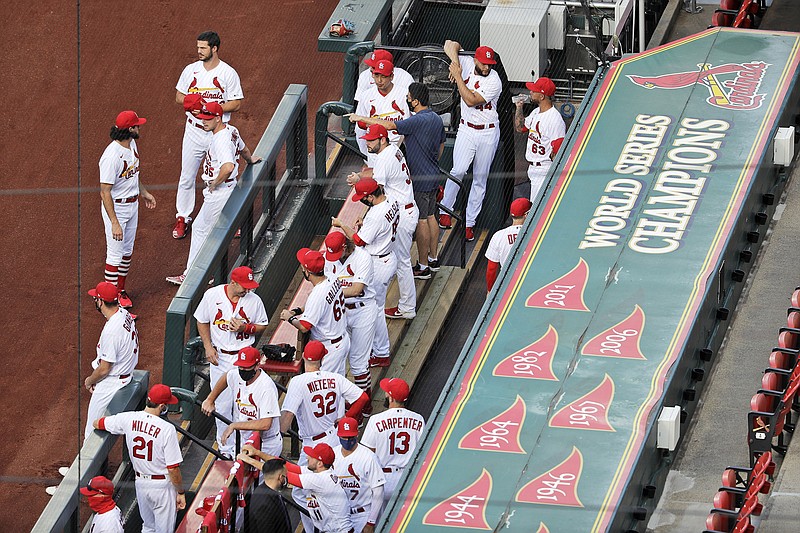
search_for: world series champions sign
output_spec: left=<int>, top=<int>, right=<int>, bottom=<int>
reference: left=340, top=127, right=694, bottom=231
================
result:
left=382, top=28, right=800, bottom=532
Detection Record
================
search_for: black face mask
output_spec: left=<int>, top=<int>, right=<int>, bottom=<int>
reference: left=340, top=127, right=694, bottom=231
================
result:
left=239, top=368, right=257, bottom=381
left=383, top=397, right=390, bottom=409
left=360, top=198, right=374, bottom=208
left=406, top=99, right=415, bottom=111
left=302, top=270, right=310, bottom=281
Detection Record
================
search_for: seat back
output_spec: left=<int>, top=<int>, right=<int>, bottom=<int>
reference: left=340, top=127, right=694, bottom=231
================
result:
left=707, top=512, right=732, bottom=532
left=713, top=490, right=736, bottom=510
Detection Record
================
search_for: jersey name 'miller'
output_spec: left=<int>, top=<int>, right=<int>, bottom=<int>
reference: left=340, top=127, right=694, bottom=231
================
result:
left=131, top=419, right=161, bottom=438
left=375, top=416, right=423, bottom=433
left=307, top=378, right=337, bottom=394
left=325, top=278, right=343, bottom=305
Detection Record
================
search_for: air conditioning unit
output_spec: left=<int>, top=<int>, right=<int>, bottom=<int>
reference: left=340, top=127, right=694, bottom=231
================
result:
left=481, top=0, right=549, bottom=82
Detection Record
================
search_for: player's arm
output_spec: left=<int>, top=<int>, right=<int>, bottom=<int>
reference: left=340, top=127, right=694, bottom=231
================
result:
left=137, top=178, right=157, bottom=209
left=279, top=410, right=296, bottom=435
left=365, top=484, right=385, bottom=531
left=168, top=465, right=186, bottom=510
left=100, top=183, right=122, bottom=241
left=346, top=114, right=398, bottom=131
left=342, top=282, right=365, bottom=299
left=345, top=391, right=370, bottom=419
left=175, top=90, right=187, bottom=106
left=280, top=308, right=310, bottom=333
left=196, top=322, right=218, bottom=365
left=514, top=101, right=527, bottom=132
left=201, top=373, right=230, bottom=414
left=85, top=360, right=113, bottom=391
left=551, top=137, right=565, bottom=160
left=486, top=260, right=500, bottom=292
left=221, top=99, right=242, bottom=114
left=239, top=146, right=262, bottom=165
left=209, top=162, right=235, bottom=191
left=454, top=74, right=487, bottom=107
left=222, top=416, right=274, bottom=443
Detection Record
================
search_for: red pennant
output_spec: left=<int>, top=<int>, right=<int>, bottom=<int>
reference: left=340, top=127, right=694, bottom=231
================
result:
left=581, top=305, right=646, bottom=359
left=423, top=469, right=493, bottom=529
left=535, top=524, right=551, bottom=533
left=516, top=447, right=584, bottom=507
left=459, top=396, right=527, bottom=454
left=549, top=374, right=615, bottom=432
left=526, top=258, right=590, bottom=311
left=493, top=325, right=559, bottom=381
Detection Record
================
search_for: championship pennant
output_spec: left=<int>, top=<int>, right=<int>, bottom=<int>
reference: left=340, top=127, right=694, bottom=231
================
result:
left=493, top=325, right=559, bottom=381
left=459, top=396, right=527, bottom=454
left=535, top=523, right=551, bottom=533
left=581, top=305, right=646, bottom=359
left=549, top=374, right=615, bottom=432
left=423, top=469, right=493, bottom=529
left=526, top=258, right=590, bottom=311
left=516, top=447, right=584, bottom=507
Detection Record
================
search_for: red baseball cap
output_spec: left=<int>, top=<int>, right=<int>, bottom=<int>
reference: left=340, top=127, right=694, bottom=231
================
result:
left=148, top=384, right=179, bottom=405
left=510, top=198, right=533, bottom=217
left=231, top=266, right=259, bottom=289
left=303, top=340, right=328, bottom=361
left=233, top=346, right=261, bottom=368
left=183, top=93, right=205, bottom=112
left=352, top=178, right=380, bottom=202
left=380, top=377, right=410, bottom=402
left=296, top=248, right=325, bottom=274
left=303, top=443, right=335, bottom=465
left=338, top=417, right=359, bottom=437
left=115, top=110, right=147, bottom=129
left=526, top=77, right=556, bottom=97
left=88, top=282, right=119, bottom=303
left=372, top=59, right=394, bottom=77
left=360, top=123, right=389, bottom=141
left=196, top=102, right=224, bottom=119
left=324, top=231, right=347, bottom=262
left=364, top=49, right=393, bottom=67
left=80, top=475, right=114, bottom=496
left=475, top=46, right=496, bottom=65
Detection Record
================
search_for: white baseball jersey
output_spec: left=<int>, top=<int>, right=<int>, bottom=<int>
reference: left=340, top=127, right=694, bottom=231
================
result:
left=194, top=284, right=269, bottom=352
left=201, top=127, right=238, bottom=186
left=226, top=370, right=281, bottom=444
left=282, top=371, right=364, bottom=440
left=176, top=60, right=243, bottom=123
left=333, top=445, right=386, bottom=510
left=356, top=82, right=410, bottom=147
left=355, top=200, right=400, bottom=257
left=227, top=124, right=247, bottom=177
left=486, top=224, right=524, bottom=268
left=328, top=247, right=376, bottom=303
left=93, top=308, right=138, bottom=377
left=524, top=106, right=566, bottom=164
left=88, top=506, right=124, bottom=533
left=299, top=469, right=353, bottom=533
left=458, top=55, right=502, bottom=125
left=99, top=139, right=140, bottom=200
left=372, top=146, right=414, bottom=207
left=100, top=411, right=183, bottom=474
left=355, top=66, right=414, bottom=104
left=299, top=277, right=347, bottom=343
left=361, top=407, right=425, bottom=469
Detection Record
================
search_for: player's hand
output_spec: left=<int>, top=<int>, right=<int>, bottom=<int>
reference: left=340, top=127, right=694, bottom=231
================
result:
left=362, top=524, right=375, bottom=533
left=346, top=172, right=361, bottom=186
left=111, top=221, right=123, bottom=241
left=347, top=114, right=363, bottom=124
left=142, top=191, right=156, bottom=209
left=229, top=316, right=245, bottom=332
left=221, top=425, right=234, bottom=443
left=206, top=346, right=219, bottom=366
left=280, top=309, right=293, bottom=321
left=201, top=399, right=215, bottom=415
left=449, top=61, right=462, bottom=82
left=355, top=218, right=364, bottom=231
left=84, top=377, right=95, bottom=392
left=331, top=217, right=342, bottom=228
left=249, top=156, right=263, bottom=165
left=176, top=492, right=186, bottom=510
left=241, top=443, right=259, bottom=456
left=191, top=109, right=201, bottom=117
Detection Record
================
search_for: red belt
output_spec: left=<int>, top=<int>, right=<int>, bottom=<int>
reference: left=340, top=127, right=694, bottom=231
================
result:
left=383, top=466, right=403, bottom=473
left=114, top=195, right=139, bottom=204
left=371, top=252, right=391, bottom=259
left=311, top=429, right=333, bottom=441
left=350, top=507, right=367, bottom=514
left=324, top=335, right=343, bottom=344
left=529, top=161, right=548, bottom=167
left=206, top=178, right=235, bottom=186
left=219, top=348, right=239, bottom=355
left=404, top=203, right=414, bottom=210
left=136, top=473, right=166, bottom=480
left=460, top=119, right=495, bottom=130
left=345, top=302, right=365, bottom=310
left=188, top=118, right=205, bottom=130
left=117, top=374, right=131, bottom=379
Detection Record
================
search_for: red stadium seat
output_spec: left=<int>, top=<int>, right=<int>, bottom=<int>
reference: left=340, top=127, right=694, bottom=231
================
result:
left=720, top=0, right=741, bottom=9
left=761, top=371, right=784, bottom=393
left=769, top=348, right=798, bottom=373
left=713, top=489, right=736, bottom=510
left=791, top=287, right=800, bottom=308
left=711, top=12, right=734, bottom=27
left=778, top=327, right=800, bottom=350
left=787, top=308, right=800, bottom=329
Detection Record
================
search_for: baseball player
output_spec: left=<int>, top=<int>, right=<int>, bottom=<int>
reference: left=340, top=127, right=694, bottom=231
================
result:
left=515, top=77, right=566, bottom=202
left=332, top=179, right=400, bottom=368
left=80, top=476, right=123, bottom=533
left=355, top=60, right=410, bottom=167
left=361, top=378, right=425, bottom=512
left=173, top=30, right=243, bottom=239
left=280, top=248, right=351, bottom=376
left=279, top=341, right=368, bottom=532
left=94, top=384, right=186, bottom=533
left=333, top=417, right=386, bottom=533
left=166, top=102, right=261, bottom=286
left=99, top=110, right=157, bottom=309
left=438, top=41, right=503, bottom=242
left=83, top=282, right=138, bottom=442
left=201, top=347, right=282, bottom=457
left=192, top=266, right=269, bottom=457
left=485, top=198, right=532, bottom=292
left=348, top=124, right=418, bottom=321
left=323, top=231, right=377, bottom=415
left=355, top=49, right=414, bottom=106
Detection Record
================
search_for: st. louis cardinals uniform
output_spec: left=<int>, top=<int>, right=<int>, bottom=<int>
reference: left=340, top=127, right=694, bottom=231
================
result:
left=355, top=64, right=414, bottom=105
left=298, top=467, right=353, bottom=533
left=194, top=284, right=268, bottom=455
left=372, top=143, right=418, bottom=318
left=440, top=54, right=502, bottom=229
left=355, top=75, right=410, bottom=166
left=226, top=369, right=282, bottom=456
left=298, top=276, right=351, bottom=376
left=361, top=407, right=426, bottom=508
left=486, top=224, right=523, bottom=270
left=98, top=411, right=183, bottom=533
left=333, top=445, right=386, bottom=531
left=175, top=59, right=243, bottom=222
left=85, top=307, right=138, bottom=441
left=87, top=506, right=124, bottom=533
left=524, top=105, right=566, bottom=201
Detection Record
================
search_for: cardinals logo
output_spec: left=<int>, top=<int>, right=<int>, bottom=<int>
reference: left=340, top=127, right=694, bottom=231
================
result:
left=474, top=80, right=480, bottom=90
left=391, top=100, right=406, bottom=117
left=212, top=77, right=225, bottom=94
left=188, top=77, right=198, bottom=91
left=235, top=390, right=259, bottom=418
left=628, top=61, right=770, bottom=111
left=369, top=105, right=376, bottom=117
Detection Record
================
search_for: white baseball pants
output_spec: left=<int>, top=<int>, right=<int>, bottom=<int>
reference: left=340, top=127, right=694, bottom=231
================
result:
left=379, top=466, right=405, bottom=516
left=84, top=374, right=132, bottom=441
left=440, top=125, right=500, bottom=227
left=176, top=120, right=212, bottom=219
left=346, top=300, right=378, bottom=377
left=294, top=431, right=339, bottom=533
left=135, top=477, right=176, bottom=533
left=184, top=183, right=235, bottom=275
left=209, top=353, right=235, bottom=456
left=319, top=334, right=351, bottom=377
left=394, top=204, right=419, bottom=314
left=102, top=201, right=138, bottom=264
left=528, top=161, right=552, bottom=203
left=351, top=506, right=373, bottom=532
left=371, top=252, right=398, bottom=358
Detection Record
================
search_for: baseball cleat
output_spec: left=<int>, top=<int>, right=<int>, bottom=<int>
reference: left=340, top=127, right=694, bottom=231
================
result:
left=438, top=214, right=452, bottom=229
left=172, top=216, right=189, bottom=239
left=428, top=258, right=441, bottom=271
left=369, top=355, right=391, bottom=368
left=385, top=307, right=416, bottom=320
left=118, top=290, right=133, bottom=309
left=166, top=274, right=186, bottom=286
left=465, top=227, right=475, bottom=242
left=45, top=486, right=58, bottom=496
left=413, top=264, right=432, bottom=280
left=234, top=228, right=242, bottom=239
left=58, top=467, right=69, bottom=477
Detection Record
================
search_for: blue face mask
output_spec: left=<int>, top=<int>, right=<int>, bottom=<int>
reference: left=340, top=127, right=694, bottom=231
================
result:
left=339, top=437, right=358, bottom=450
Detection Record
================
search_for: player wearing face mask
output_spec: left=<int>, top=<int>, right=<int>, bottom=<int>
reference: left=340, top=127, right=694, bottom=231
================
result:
left=202, top=346, right=283, bottom=457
